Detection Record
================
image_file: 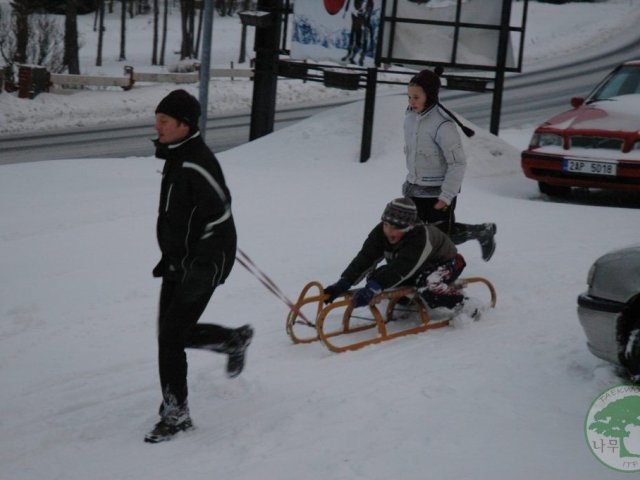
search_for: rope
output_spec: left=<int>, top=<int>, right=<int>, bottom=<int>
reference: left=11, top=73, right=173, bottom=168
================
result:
left=236, top=248, right=314, bottom=325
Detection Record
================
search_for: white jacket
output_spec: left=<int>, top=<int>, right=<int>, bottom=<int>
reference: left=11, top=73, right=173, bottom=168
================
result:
left=403, top=105, right=467, bottom=205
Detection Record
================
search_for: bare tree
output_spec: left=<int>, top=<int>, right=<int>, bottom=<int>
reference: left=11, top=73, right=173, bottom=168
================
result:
left=188, top=0, right=196, bottom=56
left=93, top=1, right=100, bottom=31
left=194, top=2, right=203, bottom=58
left=160, top=0, right=168, bottom=65
left=10, top=0, right=39, bottom=64
left=119, top=0, right=127, bottom=60
left=180, top=0, right=196, bottom=59
left=151, top=0, right=159, bottom=64
left=64, top=0, right=80, bottom=73
left=96, top=0, right=105, bottom=66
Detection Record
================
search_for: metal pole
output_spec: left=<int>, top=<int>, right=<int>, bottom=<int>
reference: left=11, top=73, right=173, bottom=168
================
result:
left=360, top=68, right=377, bottom=163
left=249, top=0, right=283, bottom=140
left=489, top=0, right=512, bottom=135
left=198, top=0, right=214, bottom=139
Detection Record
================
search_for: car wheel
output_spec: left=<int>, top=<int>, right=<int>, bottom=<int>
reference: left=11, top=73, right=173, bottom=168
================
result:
left=617, top=301, right=640, bottom=383
left=538, top=182, right=571, bottom=197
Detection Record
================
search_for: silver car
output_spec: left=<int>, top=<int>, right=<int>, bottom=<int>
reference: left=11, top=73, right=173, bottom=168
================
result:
left=577, top=244, right=640, bottom=381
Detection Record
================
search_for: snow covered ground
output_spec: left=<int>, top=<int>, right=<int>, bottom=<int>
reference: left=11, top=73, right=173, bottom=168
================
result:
left=1, top=1, right=640, bottom=479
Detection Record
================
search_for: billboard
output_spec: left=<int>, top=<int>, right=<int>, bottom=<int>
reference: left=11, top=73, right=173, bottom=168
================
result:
left=290, top=0, right=518, bottom=71
left=290, top=0, right=382, bottom=67
left=381, top=0, right=516, bottom=69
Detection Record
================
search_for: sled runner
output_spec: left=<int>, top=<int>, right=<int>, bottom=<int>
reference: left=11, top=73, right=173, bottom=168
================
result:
left=286, top=278, right=497, bottom=353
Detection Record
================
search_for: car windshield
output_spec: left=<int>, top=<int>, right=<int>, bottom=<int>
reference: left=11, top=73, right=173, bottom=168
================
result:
left=590, top=65, right=640, bottom=102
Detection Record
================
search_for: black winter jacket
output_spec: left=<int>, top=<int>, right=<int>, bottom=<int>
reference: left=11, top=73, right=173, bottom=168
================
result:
left=153, top=131, right=236, bottom=287
left=341, top=222, right=457, bottom=289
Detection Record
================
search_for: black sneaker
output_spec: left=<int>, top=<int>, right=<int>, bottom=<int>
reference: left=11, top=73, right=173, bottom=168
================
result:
left=478, top=223, right=497, bottom=262
left=144, top=417, right=193, bottom=443
left=226, top=325, right=254, bottom=379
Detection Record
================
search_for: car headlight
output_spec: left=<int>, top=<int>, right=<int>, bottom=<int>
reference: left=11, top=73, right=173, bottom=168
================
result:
left=529, top=133, right=563, bottom=149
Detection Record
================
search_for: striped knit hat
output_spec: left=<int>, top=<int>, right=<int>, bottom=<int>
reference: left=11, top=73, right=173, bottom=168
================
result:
left=381, top=197, right=418, bottom=230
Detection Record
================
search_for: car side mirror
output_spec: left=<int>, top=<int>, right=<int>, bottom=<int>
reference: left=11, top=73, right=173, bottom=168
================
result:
left=570, top=97, right=584, bottom=108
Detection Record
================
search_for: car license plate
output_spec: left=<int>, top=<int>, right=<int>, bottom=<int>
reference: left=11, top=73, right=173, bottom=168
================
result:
left=563, top=159, right=617, bottom=176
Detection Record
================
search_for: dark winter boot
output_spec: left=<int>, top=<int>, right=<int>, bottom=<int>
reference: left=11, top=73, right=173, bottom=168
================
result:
left=451, top=223, right=497, bottom=262
left=144, top=417, right=193, bottom=444
left=145, top=401, right=192, bottom=443
left=226, top=325, right=254, bottom=379
left=477, top=223, right=497, bottom=262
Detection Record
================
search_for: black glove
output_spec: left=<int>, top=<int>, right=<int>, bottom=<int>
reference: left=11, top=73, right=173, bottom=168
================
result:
left=351, top=280, right=382, bottom=308
left=152, top=256, right=167, bottom=278
left=323, top=278, right=351, bottom=304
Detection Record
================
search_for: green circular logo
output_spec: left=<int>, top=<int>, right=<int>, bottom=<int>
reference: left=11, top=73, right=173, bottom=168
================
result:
left=585, top=384, right=640, bottom=472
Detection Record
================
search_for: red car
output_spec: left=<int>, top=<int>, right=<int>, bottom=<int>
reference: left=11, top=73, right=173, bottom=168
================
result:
left=521, top=60, right=640, bottom=196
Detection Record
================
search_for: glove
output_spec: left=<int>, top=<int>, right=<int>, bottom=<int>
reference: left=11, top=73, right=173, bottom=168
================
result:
left=152, top=256, right=167, bottom=278
left=323, top=278, right=351, bottom=304
left=351, top=280, right=382, bottom=308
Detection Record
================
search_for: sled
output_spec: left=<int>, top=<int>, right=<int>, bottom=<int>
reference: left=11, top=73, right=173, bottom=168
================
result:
left=286, top=278, right=497, bottom=353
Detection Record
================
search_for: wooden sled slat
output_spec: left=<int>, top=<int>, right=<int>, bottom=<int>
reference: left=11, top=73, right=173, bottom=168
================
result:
left=286, top=278, right=497, bottom=353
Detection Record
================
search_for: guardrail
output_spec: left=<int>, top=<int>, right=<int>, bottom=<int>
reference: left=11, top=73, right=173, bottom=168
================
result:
left=50, top=64, right=253, bottom=91
left=6, top=63, right=253, bottom=98
left=49, top=71, right=134, bottom=89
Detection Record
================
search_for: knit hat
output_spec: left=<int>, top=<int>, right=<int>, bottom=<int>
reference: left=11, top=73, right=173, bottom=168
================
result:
left=410, top=67, right=443, bottom=108
left=155, top=89, right=201, bottom=128
left=409, top=67, right=475, bottom=138
left=381, top=197, right=418, bottom=230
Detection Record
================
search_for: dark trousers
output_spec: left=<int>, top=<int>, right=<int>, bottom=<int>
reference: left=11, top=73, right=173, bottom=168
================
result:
left=157, top=279, right=234, bottom=408
left=411, top=197, right=457, bottom=234
left=410, top=196, right=481, bottom=245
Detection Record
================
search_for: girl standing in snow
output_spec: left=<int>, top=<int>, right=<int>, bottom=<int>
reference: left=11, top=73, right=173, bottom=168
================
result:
left=403, top=67, right=497, bottom=261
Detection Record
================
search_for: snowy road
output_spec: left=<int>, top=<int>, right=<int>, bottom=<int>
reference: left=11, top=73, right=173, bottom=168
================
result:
left=0, top=101, right=347, bottom=164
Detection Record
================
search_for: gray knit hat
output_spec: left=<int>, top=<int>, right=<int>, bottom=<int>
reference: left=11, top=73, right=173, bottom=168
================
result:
left=381, top=197, right=418, bottom=229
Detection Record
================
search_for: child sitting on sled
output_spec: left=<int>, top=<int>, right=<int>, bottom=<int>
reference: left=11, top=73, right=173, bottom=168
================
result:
left=324, top=197, right=481, bottom=318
